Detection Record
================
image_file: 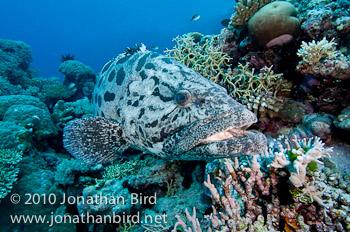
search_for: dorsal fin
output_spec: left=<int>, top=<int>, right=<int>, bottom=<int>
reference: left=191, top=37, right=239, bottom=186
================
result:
left=63, top=117, right=129, bottom=164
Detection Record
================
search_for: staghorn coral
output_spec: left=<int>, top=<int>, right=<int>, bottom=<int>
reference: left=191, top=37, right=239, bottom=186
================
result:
left=296, top=37, right=350, bottom=79
left=228, top=0, right=274, bottom=26
left=165, top=33, right=232, bottom=83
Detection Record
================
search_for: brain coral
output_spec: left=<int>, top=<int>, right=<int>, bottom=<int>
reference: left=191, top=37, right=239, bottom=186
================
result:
left=248, top=1, right=300, bottom=46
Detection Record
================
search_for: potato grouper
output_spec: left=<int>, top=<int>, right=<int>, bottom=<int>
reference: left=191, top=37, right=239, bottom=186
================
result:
left=63, top=45, right=267, bottom=163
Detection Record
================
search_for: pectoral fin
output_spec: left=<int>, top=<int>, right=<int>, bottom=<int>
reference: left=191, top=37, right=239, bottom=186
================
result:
left=63, top=117, right=129, bottom=164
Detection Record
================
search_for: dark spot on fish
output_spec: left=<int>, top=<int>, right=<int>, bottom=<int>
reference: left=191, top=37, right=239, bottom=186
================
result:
left=136, top=53, right=151, bottom=71
left=150, top=53, right=160, bottom=58
left=116, top=55, right=131, bottom=65
left=172, top=114, right=178, bottom=122
left=139, top=95, right=145, bottom=101
left=146, top=141, right=153, bottom=148
left=138, top=108, right=145, bottom=119
left=181, top=70, right=191, bottom=77
left=102, top=60, right=113, bottom=73
left=101, top=111, right=105, bottom=117
left=139, top=126, right=145, bottom=137
left=150, top=76, right=159, bottom=86
left=161, top=82, right=176, bottom=93
left=108, top=69, right=116, bottom=82
left=148, top=105, right=156, bottom=111
left=152, top=87, right=173, bottom=102
left=116, top=108, right=121, bottom=117
left=150, top=137, right=157, bottom=142
left=161, top=58, right=172, bottom=64
left=130, top=120, right=135, bottom=125
left=147, top=120, right=158, bottom=128
left=98, top=76, right=104, bottom=88
left=94, top=94, right=98, bottom=103
left=104, top=91, right=116, bottom=102
left=132, top=100, right=139, bottom=107
left=161, top=114, right=168, bottom=121
left=127, top=100, right=132, bottom=105
left=145, top=63, right=156, bottom=70
left=162, top=68, right=168, bottom=72
left=98, top=95, right=102, bottom=107
left=140, top=70, right=147, bottom=80
left=160, top=128, right=168, bottom=139
left=116, top=68, right=125, bottom=85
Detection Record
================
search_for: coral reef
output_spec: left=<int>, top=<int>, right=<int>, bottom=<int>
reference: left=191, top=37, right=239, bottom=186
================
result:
left=296, top=37, right=350, bottom=80
left=0, top=148, right=23, bottom=202
left=248, top=1, right=300, bottom=46
left=2, top=1, right=350, bottom=231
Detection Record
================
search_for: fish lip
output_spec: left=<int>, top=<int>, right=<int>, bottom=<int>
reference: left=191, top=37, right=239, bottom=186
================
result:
left=187, top=114, right=256, bottom=151
left=166, top=110, right=265, bottom=158
left=187, top=130, right=266, bottom=158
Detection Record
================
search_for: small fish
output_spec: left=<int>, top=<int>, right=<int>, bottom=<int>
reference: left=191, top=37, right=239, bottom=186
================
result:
left=221, top=19, right=230, bottom=27
left=151, top=45, right=159, bottom=50
left=190, top=14, right=200, bottom=21
left=63, top=50, right=266, bottom=164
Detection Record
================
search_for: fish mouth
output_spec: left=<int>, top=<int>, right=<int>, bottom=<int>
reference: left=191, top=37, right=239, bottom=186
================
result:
left=165, top=111, right=267, bottom=160
left=194, top=127, right=255, bottom=148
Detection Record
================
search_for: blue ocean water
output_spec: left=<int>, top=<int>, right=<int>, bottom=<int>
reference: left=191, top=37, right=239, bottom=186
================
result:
left=0, top=0, right=233, bottom=78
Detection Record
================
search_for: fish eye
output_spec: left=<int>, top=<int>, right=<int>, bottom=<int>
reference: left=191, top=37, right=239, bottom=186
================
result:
left=175, top=90, right=192, bottom=106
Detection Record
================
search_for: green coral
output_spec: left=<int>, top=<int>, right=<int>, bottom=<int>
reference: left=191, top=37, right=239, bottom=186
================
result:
left=0, top=148, right=23, bottom=201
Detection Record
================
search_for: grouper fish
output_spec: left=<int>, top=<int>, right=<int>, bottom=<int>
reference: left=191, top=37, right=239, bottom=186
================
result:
left=63, top=46, right=267, bottom=164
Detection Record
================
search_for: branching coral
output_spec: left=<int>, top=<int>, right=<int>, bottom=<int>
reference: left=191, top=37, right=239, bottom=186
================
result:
left=223, top=63, right=291, bottom=121
left=173, top=136, right=349, bottom=231
left=228, top=0, right=274, bottom=26
left=296, top=37, right=350, bottom=79
left=164, top=33, right=232, bottom=83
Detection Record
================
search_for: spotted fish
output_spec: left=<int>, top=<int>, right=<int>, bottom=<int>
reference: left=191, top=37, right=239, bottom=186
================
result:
left=63, top=48, right=267, bottom=164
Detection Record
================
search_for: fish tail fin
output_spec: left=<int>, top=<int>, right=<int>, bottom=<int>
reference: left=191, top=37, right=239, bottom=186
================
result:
left=63, top=117, right=129, bottom=164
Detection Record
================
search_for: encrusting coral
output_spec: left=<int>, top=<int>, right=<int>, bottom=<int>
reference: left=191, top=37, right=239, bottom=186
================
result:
left=296, top=37, right=350, bottom=80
